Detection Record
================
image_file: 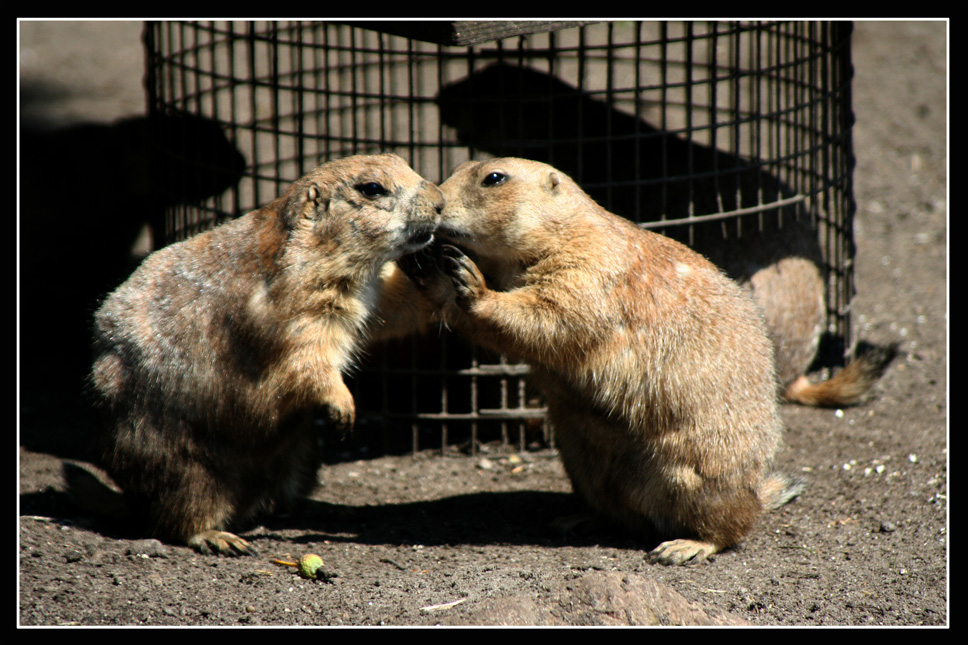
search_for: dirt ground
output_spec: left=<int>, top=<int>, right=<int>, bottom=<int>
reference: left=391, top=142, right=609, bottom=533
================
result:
left=18, top=20, right=947, bottom=627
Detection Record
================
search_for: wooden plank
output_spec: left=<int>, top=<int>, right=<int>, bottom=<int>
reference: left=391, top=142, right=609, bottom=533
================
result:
left=345, top=20, right=599, bottom=45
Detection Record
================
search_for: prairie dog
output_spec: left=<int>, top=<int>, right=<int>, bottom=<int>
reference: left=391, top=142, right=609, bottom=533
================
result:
left=403, top=157, right=802, bottom=565
left=82, top=153, right=443, bottom=554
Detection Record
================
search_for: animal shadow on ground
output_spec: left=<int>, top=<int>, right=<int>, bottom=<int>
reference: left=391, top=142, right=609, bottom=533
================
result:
left=21, top=483, right=649, bottom=553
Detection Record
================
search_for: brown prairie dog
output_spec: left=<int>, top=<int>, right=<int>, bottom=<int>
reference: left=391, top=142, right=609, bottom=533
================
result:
left=402, top=157, right=802, bottom=565
left=82, top=153, right=443, bottom=555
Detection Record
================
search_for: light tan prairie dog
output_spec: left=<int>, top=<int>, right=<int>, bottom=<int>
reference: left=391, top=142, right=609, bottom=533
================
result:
left=401, top=157, right=802, bottom=565
left=79, top=153, right=442, bottom=555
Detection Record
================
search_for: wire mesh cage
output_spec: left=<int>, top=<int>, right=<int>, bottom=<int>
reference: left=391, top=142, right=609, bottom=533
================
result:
left=142, top=20, right=857, bottom=455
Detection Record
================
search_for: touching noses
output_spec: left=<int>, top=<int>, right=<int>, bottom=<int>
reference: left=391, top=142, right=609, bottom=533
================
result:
left=426, top=181, right=445, bottom=215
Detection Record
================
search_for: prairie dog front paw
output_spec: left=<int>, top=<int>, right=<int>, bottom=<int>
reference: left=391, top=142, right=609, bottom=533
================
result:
left=440, top=244, right=487, bottom=307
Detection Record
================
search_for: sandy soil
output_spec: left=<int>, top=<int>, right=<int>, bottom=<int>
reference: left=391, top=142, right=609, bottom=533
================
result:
left=18, top=20, right=947, bottom=627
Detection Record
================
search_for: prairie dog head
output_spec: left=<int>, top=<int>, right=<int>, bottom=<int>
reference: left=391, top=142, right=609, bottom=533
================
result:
left=282, top=153, right=444, bottom=262
left=437, top=157, right=581, bottom=264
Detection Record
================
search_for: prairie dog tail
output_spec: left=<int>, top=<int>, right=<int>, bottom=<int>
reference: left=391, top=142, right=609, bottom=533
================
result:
left=62, top=461, right=128, bottom=520
left=759, top=472, right=806, bottom=511
left=783, top=342, right=899, bottom=408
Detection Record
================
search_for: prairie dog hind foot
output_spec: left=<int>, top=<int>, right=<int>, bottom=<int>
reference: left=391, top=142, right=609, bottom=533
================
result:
left=648, top=539, right=722, bottom=566
left=188, top=530, right=256, bottom=557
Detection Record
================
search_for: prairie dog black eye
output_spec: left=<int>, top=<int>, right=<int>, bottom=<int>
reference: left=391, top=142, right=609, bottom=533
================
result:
left=355, top=181, right=388, bottom=198
left=482, top=172, right=507, bottom=187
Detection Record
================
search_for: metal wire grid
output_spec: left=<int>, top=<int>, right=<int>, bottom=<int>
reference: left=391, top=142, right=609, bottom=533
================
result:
left=142, top=20, right=855, bottom=455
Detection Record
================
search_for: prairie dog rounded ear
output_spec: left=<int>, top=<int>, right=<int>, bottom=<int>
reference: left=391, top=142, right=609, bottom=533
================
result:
left=548, top=172, right=561, bottom=192
left=302, top=184, right=329, bottom=220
